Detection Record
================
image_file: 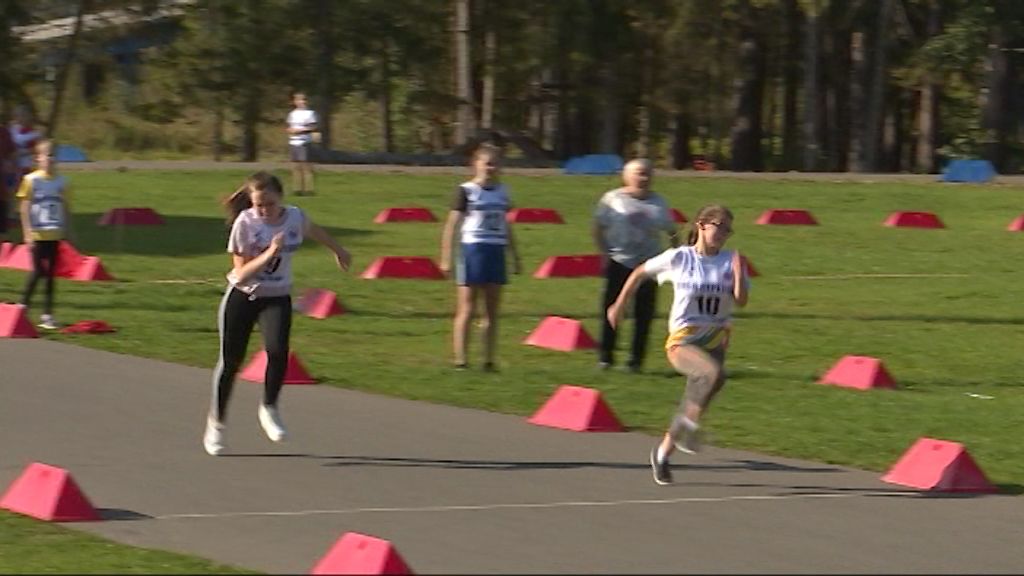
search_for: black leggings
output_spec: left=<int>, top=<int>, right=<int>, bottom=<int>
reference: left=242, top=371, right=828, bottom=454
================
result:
left=22, top=240, right=59, bottom=315
left=600, top=259, right=657, bottom=368
left=210, top=286, right=292, bottom=422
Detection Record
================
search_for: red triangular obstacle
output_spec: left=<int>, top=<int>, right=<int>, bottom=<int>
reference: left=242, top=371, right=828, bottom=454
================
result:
left=528, top=385, right=624, bottom=432
left=0, top=303, right=38, bottom=338
left=818, top=355, right=897, bottom=390
left=296, top=288, right=346, bottom=319
left=373, top=207, right=437, bottom=223
left=311, top=532, right=413, bottom=575
left=1006, top=214, right=1024, bottom=232
left=240, top=350, right=316, bottom=385
left=0, top=241, right=12, bottom=263
left=0, top=462, right=100, bottom=522
left=506, top=208, right=564, bottom=224
left=756, top=209, right=818, bottom=225
left=883, top=211, right=945, bottom=229
left=0, top=241, right=112, bottom=281
left=533, top=254, right=603, bottom=278
left=670, top=208, right=687, bottom=224
left=360, top=257, right=444, bottom=280
left=97, top=207, right=165, bottom=226
left=524, top=316, right=596, bottom=351
left=71, top=256, right=115, bottom=281
left=882, top=437, right=998, bottom=493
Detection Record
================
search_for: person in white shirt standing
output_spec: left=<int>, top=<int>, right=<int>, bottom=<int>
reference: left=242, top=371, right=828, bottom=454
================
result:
left=607, top=204, right=749, bottom=486
left=285, top=91, right=318, bottom=196
left=203, top=171, right=352, bottom=456
left=593, top=158, right=678, bottom=373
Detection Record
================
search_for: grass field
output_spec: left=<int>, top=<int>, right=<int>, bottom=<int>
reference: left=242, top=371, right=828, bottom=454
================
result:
left=1, top=168, right=1023, bottom=571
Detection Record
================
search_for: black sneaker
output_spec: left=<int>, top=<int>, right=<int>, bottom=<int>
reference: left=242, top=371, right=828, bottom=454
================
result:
left=453, top=362, right=468, bottom=371
left=650, top=446, right=672, bottom=486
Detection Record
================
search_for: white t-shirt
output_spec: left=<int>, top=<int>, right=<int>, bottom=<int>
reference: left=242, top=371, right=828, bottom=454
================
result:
left=594, top=188, right=675, bottom=268
left=226, top=206, right=306, bottom=298
left=286, top=109, right=318, bottom=146
left=644, top=245, right=747, bottom=348
left=453, top=181, right=511, bottom=245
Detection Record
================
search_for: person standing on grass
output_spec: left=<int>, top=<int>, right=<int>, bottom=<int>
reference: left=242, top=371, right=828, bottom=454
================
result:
left=204, top=171, right=352, bottom=456
left=285, top=91, right=318, bottom=196
left=593, top=158, right=679, bottom=373
left=607, top=204, right=748, bottom=486
left=17, top=140, right=71, bottom=330
left=439, top=143, right=522, bottom=371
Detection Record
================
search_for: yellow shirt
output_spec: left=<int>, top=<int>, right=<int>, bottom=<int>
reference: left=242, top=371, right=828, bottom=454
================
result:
left=17, top=169, right=71, bottom=241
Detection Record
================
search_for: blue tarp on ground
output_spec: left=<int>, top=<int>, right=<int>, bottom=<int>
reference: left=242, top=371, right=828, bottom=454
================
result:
left=54, top=144, right=89, bottom=163
left=563, top=154, right=624, bottom=175
left=940, top=159, right=995, bottom=183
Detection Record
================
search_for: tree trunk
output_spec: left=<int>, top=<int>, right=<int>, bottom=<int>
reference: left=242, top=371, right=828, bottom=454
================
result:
left=45, top=0, right=91, bottom=138
left=672, top=112, right=693, bottom=170
left=480, top=3, right=496, bottom=131
left=212, top=105, right=224, bottom=162
left=730, top=2, right=766, bottom=172
left=454, top=0, right=475, bottom=145
left=861, top=0, right=894, bottom=172
left=847, top=31, right=865, bottom=171
left=981, top=24, right=1013, bottom=173
left=315, top=0, right=334, bottom=149
left=782, top=0, right=801, bottom=170
left=241, top=89, right=260, bottom=162
left=379, top=53, right=393, bottom=153
left=802, top=0, right=820, bottom=171
left=914, top=0, right=940, bottom=173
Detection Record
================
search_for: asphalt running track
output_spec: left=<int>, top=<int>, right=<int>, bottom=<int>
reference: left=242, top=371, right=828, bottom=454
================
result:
left=1, top=339, right=1021, bottom=574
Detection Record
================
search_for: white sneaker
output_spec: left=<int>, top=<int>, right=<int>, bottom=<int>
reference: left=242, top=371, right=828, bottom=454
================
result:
left=38, top=314, right=59, bottom=330
left=203, top=418, right=226, bottom=456
left=673, top=421, right=703, bottom=454
left=258, top=403, right=288, bottom=442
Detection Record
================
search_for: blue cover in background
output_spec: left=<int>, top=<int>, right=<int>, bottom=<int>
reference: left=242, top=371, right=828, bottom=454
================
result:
left=563, top=154, right=624, bottom=175
left=940, top=159, right=995, bottom=183
left=54, top=144, right=89, bottom=163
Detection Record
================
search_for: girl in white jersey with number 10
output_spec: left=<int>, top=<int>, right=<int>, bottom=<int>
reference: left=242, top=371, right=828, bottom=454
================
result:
left=203, top=171, right=352, bottom=456
left=607, top=204, right=749, bottom=486
left=439, top=144, right=522, bottom=372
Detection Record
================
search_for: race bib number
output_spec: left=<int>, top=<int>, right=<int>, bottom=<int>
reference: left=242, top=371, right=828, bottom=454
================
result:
left=482, top=210, right=505, bottom=232
left=30, top=199, right=64, bottom=229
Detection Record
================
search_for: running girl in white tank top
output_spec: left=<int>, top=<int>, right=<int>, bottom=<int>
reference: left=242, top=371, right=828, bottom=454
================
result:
left=203, top=171, right=352, bottom=456
left=608, top=204, right=749, bottom=485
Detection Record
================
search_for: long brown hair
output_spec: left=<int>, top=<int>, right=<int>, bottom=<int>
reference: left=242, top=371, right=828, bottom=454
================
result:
left=222, top=171, right=284, bottom=224
left=686, top=204, right=734, bottom=245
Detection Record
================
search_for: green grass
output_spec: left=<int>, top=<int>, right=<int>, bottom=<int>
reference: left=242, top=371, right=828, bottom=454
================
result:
left=2, top=169, right=1023, bottom=570
left=0, top=511, right=255, bottom=573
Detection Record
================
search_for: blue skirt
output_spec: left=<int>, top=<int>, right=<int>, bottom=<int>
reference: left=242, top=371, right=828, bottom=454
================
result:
left=456, top=242, right=507, bottom=286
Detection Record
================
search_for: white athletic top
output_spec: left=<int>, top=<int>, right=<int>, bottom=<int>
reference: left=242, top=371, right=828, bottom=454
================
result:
left=16, top=169, right=69, bottom=241
left=644, top=246, right=747, bottom=349
left=226, top=205, right=306, bottom=298
left=286, top=109, right=318, bottom=146
left=594, top=188, right=674, bottom=268
left=454, top=181, right=510, bottom=245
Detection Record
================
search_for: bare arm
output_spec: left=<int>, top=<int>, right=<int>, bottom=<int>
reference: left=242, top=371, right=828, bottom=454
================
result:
left=305, top=218, right=351, bottom=270
left=439, top=210, right=463, bottom=274
left=732, top=251, right=749, bottom=307
left=19, top=199, right=31, bottom=246
left=606, top=263, right=652, bottom=329
left=230, top=232, right=284, bottom=284
left=506, top=222, right=522, bottom=274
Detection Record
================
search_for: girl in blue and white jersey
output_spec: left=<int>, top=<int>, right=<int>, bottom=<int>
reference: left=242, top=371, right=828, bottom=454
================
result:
left=203, top=171, right=352, bottom=456
left=439, top=144, right=522, bottom=371
left=607, top=204, right=748, bottom=485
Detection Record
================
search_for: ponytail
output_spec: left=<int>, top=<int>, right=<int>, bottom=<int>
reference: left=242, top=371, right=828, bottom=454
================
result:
left=222, top=171, right=285, bottom=225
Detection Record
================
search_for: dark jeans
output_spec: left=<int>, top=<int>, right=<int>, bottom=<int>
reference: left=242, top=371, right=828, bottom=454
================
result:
left=599, top=259, right=657, bottom=368
left=22, top=240, right=59, bottom=315
left=211, top=287, right=292, bottom=422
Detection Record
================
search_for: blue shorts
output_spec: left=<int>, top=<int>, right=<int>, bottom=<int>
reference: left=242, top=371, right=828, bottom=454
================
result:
left=456, top=242, right=507, bottom=286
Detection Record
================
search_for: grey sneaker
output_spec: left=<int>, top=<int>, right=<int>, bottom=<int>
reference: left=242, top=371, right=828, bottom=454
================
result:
left=258, top=403, right=288, bottom=442
left=38, top=314, right=59, bottom=330
left=673, top=425, right=703, bottom=454
left=203, top=418, right=226, bottom=456
left=650, top=446, right=672, bottom=486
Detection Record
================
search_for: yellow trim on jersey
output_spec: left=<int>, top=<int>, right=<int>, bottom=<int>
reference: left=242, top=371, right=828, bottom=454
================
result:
left=665, top=325, right=730, bottom=352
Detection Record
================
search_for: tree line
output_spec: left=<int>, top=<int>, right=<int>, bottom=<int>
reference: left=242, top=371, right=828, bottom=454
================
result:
left=1, top=0, right=1022, bottom=172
